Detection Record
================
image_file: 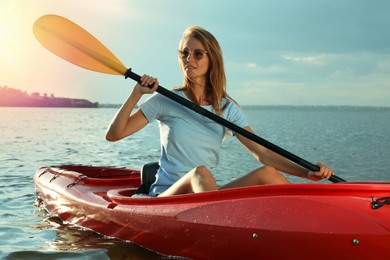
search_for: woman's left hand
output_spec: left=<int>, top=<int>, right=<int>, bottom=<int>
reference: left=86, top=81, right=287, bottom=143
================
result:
left=308, top=162, right=334, bottom=181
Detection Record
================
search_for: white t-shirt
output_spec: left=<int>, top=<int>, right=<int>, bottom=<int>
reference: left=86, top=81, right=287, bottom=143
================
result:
left=139, top=90, right=249, bottom=196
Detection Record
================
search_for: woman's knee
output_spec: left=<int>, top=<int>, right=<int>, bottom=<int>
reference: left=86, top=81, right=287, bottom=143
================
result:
left=191, top=166, right=217, bottom=189
left=261, top=165, right=278, bottom=174
left=192, top=165, right=213, bottom=180
left=256, top=166, right=289, bottom=184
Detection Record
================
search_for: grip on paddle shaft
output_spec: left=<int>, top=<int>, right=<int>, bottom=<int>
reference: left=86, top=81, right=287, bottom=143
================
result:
left=300, top=160, right=344, bottom=183
left=124, top=68, right=346, bottom=183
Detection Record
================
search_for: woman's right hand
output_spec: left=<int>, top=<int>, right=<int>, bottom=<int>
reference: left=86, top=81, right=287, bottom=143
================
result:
left=135, top=74, right=159, bottom=94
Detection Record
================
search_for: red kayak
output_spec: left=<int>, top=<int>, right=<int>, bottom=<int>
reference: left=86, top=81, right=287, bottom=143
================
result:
left=34, top=164, right=390, bottom=259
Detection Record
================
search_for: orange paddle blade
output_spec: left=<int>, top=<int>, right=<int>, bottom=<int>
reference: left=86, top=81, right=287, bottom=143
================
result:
left=33, top=14, right=127, bottom=75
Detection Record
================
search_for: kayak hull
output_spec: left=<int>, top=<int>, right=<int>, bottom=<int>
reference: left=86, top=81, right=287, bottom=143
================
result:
left=34, top=165, right=390, bottom=259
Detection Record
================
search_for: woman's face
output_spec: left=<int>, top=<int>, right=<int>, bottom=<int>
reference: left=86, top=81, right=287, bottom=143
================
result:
left=180, top=37, right=209, bottom=82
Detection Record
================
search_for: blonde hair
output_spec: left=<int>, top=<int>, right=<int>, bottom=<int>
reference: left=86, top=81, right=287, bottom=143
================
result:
left=177, top=26, right=236, bottom=114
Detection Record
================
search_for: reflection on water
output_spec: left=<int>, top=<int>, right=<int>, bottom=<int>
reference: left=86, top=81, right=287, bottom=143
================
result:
left=4, top=206, right=165, bottom=260
left=41, top=225, right=164, bottom=260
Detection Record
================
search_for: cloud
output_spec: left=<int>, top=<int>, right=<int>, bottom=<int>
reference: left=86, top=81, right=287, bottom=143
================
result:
left=231, top=77, right=390, bottom=107
left=228, top=61, right=286, bottom=74
left=227, top=51, right=390, bottom=106
left=281, top=54, right=331, bottom=66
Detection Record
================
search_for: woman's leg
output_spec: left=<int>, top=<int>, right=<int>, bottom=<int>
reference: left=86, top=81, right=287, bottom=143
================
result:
left=159, top=166, right=217, bottom=197
left=221, top=166, right=289, bottom=190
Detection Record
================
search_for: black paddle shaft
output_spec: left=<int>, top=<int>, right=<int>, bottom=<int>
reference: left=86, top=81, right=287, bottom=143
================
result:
left=125, top=68, right=346, bottom=183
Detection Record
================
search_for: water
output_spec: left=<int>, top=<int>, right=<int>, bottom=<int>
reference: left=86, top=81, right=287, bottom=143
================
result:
left=1, top=106, right=390, bottom=259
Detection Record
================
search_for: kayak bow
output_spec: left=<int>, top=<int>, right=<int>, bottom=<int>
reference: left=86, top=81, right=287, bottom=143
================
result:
left=34, top=165, right=390, bottom=259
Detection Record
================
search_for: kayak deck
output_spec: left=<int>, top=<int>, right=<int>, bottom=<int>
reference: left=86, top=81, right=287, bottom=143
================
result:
left=34, top=165, right=390, bottom=259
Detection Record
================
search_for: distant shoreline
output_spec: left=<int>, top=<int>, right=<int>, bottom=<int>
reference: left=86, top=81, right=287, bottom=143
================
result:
left=1, top=86, right=388, bottom=110
left=0, top=86, right=98, bottom=108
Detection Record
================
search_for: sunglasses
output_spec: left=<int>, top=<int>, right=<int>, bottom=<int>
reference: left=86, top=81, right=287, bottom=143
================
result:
left=178, top=49, right=208, bottom=60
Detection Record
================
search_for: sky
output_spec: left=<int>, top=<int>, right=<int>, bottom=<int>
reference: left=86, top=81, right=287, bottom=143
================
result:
left=1, top=0, right=390, bottom=106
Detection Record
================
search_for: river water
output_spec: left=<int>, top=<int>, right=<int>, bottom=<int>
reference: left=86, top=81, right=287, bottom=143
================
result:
left=1, top=106, right=389, bottom=259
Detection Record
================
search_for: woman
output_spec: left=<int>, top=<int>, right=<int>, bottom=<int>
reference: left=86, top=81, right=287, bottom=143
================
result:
left=106, top=26, right=334, bottom=197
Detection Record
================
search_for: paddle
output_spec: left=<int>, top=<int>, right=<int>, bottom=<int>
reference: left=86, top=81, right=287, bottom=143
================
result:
left=33, top=14, right=346, bottom=183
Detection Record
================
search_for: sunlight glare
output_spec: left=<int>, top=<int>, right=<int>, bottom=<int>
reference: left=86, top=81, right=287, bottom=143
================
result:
left=0, top=20, right=9, bottom=56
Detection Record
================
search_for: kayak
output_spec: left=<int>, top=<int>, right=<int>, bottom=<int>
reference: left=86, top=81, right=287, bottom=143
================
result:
left=34, top=164, right=390, bottom=259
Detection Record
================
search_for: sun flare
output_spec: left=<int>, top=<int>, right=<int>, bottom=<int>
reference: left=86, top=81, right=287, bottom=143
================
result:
left=0, top=21, right=8, bottom=53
